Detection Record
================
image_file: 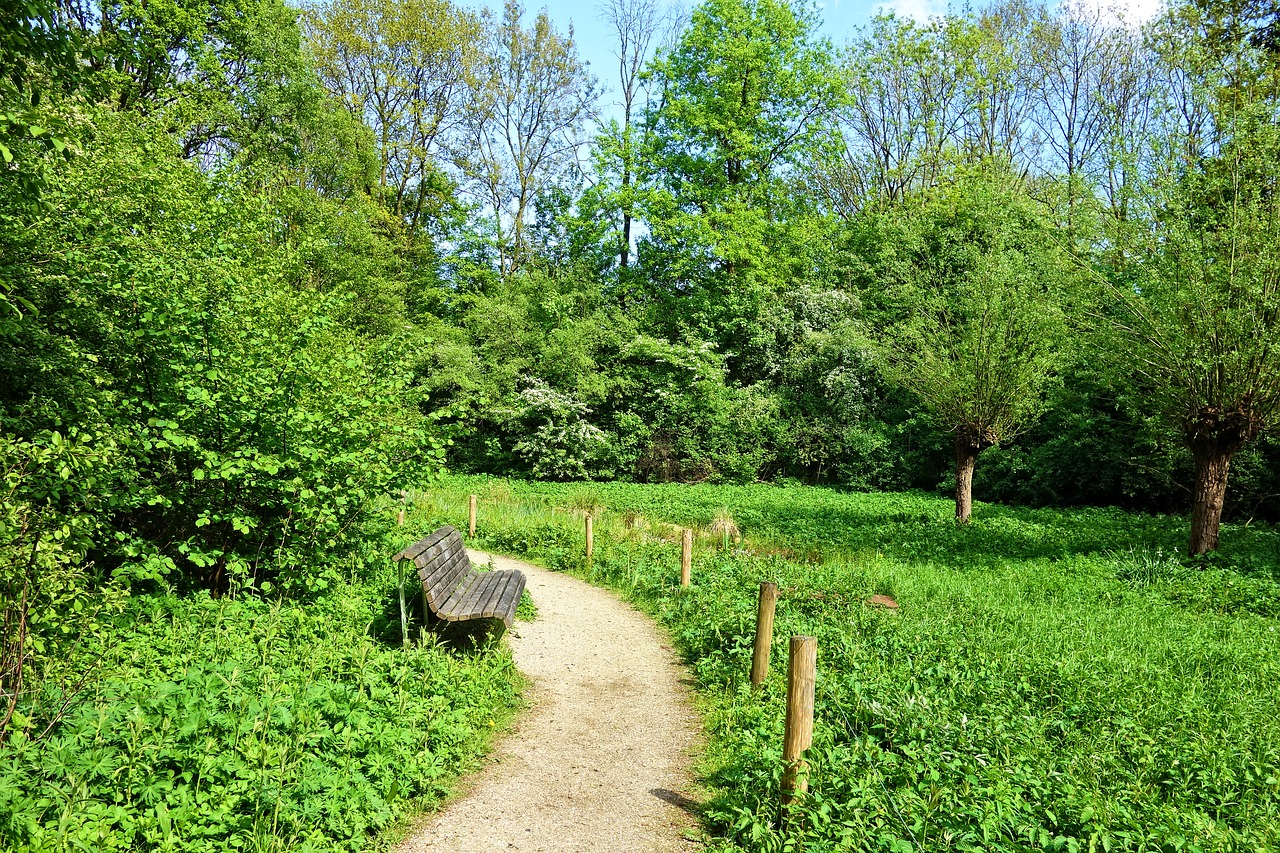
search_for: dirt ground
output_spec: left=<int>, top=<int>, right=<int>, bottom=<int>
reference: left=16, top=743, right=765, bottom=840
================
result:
left=396, top=550, right=704, bottom=853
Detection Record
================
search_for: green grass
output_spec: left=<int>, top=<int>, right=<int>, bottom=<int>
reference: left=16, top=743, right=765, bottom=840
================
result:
left=418, top=475, right=1280, bottom=852
left=0, top=539, right=522, bottom=853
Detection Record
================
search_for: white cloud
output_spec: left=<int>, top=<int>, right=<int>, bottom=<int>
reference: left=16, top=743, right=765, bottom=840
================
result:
left=1067, top=0, right=1165, bottom=26
left=874, top=0, right=947, bottom=22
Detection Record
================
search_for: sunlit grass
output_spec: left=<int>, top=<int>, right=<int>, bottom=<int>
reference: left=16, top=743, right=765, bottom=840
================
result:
left=417, top=474, right=1280, bottom=851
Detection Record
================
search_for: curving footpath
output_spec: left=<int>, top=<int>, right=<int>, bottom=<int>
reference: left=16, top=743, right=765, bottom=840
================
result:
left=398, top=550, right=703, bottom=853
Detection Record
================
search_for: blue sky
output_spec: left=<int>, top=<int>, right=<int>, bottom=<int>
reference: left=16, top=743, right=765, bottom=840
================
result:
left=462, top=0, right=893, bottom=117
left=464, top=0, right=1161, bottom=119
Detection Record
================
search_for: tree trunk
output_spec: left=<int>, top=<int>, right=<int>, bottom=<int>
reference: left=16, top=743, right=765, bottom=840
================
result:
left=1184, top=403, right=1259, bottom=556
left=620, top=164, right=632, bottom=271
left=954, top=436, right=981, bottom=524
left=1189, top=446, right=1233, bottom=556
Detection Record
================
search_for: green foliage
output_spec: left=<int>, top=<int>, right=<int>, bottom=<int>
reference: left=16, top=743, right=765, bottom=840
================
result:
left=865, top=169, right=1073, bottom=453
left=640, top=0, right=846, bottom=373
left=0, top=433, right=131, bottom=740
left=0, top=559, right=521, bottom=852
left=1, top=113, right=440, bottom=590
left=429, top=475, right=1280, bottom=851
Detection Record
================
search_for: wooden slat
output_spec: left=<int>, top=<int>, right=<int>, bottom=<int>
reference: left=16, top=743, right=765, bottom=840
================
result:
left=420, top=550, right=471, bottom=605
left=438, top=573, right=480, bottom=618
left=480, top=572, right=516, bottom=619
left=393, top=526, right=454, bottom=563
left=413, top=531, right=459, bottom=574
left=451, top=572, right=504, bottom=621
left=488, top=572, right=526, bottom=625
left=482, top=572, right=520, bottom=619
left=483, top=571, right=524, bottom=617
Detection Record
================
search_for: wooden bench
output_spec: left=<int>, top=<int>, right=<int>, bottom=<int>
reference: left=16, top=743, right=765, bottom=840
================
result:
left=393, top=526, right=526, bottom=630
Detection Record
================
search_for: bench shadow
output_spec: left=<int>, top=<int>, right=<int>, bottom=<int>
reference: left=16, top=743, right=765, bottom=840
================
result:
left=369, top=586, right=507, bottom=652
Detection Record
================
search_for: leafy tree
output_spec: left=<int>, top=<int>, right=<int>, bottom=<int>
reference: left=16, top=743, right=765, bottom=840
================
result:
left=593, top=0, right=669, bottom=278
left=1103, top=119, right=1280, bottom=554
left=0, top=112, right=435, bottom=588
left=462, top=0, right=596, bottom=279
left=865, top=170, right=1072, bottom=522
left=640, top=0, right=845, bottom=372
left=302, top=0, right=481, bottom=238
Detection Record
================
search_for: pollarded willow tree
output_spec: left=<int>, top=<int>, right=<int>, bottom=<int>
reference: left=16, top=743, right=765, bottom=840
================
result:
left=1098, top=0, right=1280, bottom=555
left=868, top=169, right=1073, bottom=523
left=1105, top=123, right=1280, bottom=554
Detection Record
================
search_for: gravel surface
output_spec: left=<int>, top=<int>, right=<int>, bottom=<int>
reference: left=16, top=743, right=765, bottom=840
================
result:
left=397, top=550, right=704, bottom=853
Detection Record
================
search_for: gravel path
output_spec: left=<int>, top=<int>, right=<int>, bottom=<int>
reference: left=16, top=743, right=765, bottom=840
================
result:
left=398, top=550, right=703, bottom=853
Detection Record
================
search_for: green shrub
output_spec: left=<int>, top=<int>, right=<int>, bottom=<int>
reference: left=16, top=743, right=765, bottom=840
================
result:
left=0, top=569, right=520, bottom=853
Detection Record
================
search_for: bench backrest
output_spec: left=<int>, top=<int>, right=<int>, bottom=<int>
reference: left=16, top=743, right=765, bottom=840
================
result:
left=393, top=526, right=473, bottom=608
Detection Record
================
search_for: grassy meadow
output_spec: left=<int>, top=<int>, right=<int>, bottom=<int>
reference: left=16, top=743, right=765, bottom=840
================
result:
left=414, top=476, right=1280, bottom=852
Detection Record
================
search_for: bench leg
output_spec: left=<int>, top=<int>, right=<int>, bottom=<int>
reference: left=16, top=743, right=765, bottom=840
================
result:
left=397, top=559, right=409, bottom=647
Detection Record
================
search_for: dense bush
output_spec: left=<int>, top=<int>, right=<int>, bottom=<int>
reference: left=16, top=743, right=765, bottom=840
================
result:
left=1, top=114, right=438, bottom=595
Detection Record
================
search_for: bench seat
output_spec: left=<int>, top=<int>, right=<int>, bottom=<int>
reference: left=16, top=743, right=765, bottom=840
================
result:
left=393, top=526, right=526, bottom=629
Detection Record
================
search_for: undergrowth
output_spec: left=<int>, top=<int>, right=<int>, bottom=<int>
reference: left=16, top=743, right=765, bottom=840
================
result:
left=0, top=532, right=521, bottom=853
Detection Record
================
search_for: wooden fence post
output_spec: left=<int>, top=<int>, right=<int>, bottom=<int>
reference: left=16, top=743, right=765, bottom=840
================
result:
left=469, top=494, right=477, bottom=538
left=585, top=513, right=594, bottom=563
left=681, top=528, right=692, bottom=587
left=750, top=582, right=778, bottom=687
left=782, top=635, right=817, bottom=816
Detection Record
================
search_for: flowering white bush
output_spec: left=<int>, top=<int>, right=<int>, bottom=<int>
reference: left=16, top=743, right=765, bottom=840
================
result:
left=512, top=379, right=611, bottom=479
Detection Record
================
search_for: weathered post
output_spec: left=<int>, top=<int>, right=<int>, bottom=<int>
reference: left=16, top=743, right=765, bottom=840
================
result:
left=782, top=635, right=817, bottom=817
left=585, top=513, right=594, bottom=563
left=469, top=494, right=477, bottom=538
left=750, top=582, right=779, bottom=687
left=681, top=528, right=692, bottom=588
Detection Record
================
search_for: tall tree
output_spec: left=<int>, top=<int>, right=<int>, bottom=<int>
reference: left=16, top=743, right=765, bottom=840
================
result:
left=463, top=0, right=596, bottom=279
left=641, top=0, right=844, bottom=366
left=1103, top=121, right=1280, bottom=554
left=1028, top=0, right=1136, bottom=237
left=595, top=0, right=666, bottom=274
left=303, top=0, right=481, bottom=236
left=838, top=14, right=972, bottom=205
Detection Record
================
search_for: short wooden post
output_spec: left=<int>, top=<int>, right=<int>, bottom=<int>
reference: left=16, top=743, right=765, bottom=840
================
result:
left=681, top=528, right=692, bottom=587
left=468, top=494, right=477, bottom=538
left=750, top=582, right=778, bottom=687
left=585, top=513, right=594, bottom=563
left=782, top=635, right=817, bottom=814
